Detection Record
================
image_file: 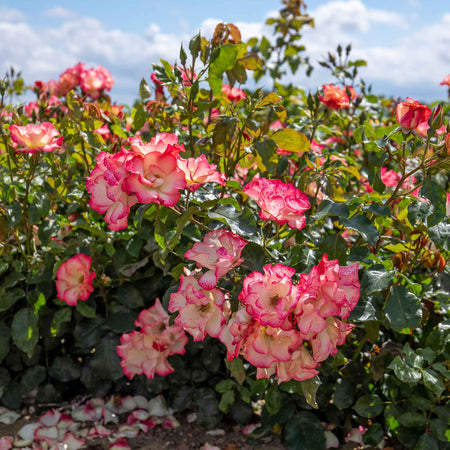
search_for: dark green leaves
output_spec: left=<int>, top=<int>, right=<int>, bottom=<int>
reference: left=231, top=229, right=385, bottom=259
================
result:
left=209, top=44, right=239, bottom=96
left=343, top=215, right=379, bottom=246
left=384, top=286, right=422, bottom=333
left=11, top=308, right=39, bottom=358
left=284, top=412, right=326, bottom=450
left=354, top=394, right=384, bottom=418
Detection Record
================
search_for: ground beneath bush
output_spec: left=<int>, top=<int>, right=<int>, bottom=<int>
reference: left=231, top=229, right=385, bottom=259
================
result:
left=0, top=403, right=285, bottom=449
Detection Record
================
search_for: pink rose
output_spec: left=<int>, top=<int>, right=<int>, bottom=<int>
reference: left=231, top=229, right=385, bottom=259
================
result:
left=184, top=229, right=247, bottom=289
left=80, top=66, right=114, bottom=99
left=440, top=74, right=450, bottom=86
left=58, top=62, right=86, bottom=96
left=396, top=97, right=431, bottom=130
left=319, top=84, right=351, bottom=110
left=222, top=84, right=246, bottom=102
left=124, top=148, right=186, bottom=207
left=9, top=122, right=63, bottom=154
left=177, top=154, right=226, bottom=192
left=169, top=271, right=229, bottom=341
left=239, top=264, right=299, bottom=329
left=128, top=133, right=184, bottom=157
left=116, top=299, right=188, bottom=379
left=55, top=254, right=96, bottom=306
left=243, top=176, right=310, bottom=230
left=86, top=150, right=138, bottom=231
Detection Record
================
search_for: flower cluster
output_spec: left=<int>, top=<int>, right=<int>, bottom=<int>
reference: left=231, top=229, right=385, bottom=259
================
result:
left=219, top=255, right=359, bottom=382
left=116, top=299, right=188, bottom=379
left=9, top=122, right=63, bottom=154
left=59, top=63, right=114, bottom=99
left=243, top=176, right=310, bottom=230
left=167, top=230, right=247, bottom=339
left=86, top=133, right=225, bottom=230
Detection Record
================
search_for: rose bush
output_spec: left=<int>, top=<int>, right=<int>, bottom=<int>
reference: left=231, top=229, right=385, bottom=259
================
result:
left=0, top=2, right=449, bottom=449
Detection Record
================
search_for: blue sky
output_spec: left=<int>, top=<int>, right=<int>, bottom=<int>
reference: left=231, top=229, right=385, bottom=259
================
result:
left=1, top=0, right=449, bottom=105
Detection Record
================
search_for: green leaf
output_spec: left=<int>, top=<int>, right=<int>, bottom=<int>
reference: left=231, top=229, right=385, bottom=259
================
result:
left=265, top=386, right=281, bottom=415
left=318, top=235, right=348, bottom=264
left=209, top=204, right=259, bottom=241
left=315, top=200, right=349, bottom=220
left=353, top=394, right=384, bottom=418
left=301, top=376, right=321, bottom=409
left=209, top=44, right=239, bottom=96
left=11, top=308, right=39, bottom=358
left=384, top=285, right=422, bottom=333
left=74, top=319, right=104, bottom=348
left=20, top=366, right=46, bottom=393
left=388, top=355, right=422, bottom=383
left=332, top=378, right=355, bottom=410
left=49, top=356, right=80, bottom=382
left=419, top=179, right=446, bottom=227
left=271, top=128, right=310, bottom=153
left=398, top=411, right=427, bottom=427
left=428, top=221, right=450, bottom=250
left=353, top=126, right=371, bottom=144
left=110, top=123, right=128, bottom=139
left=105, top=311, right=137, bottom=333
left=254, top=139, right=278, bottom=173
left=50, top=308, right=72, bottom=337
left=90, top=334, right=123, bottom=381
left=422, top=369, right=445, bottom=396
left=0, top=321, right=10, bottom=363
left=76, top=301, right=96, bottom=318
left=284, top=412, right=326, bottom=450
left=414, top=434, right=439, bottom=450
left=0, top=287, right=25, bottom=312
left=362, top=265, right=394, bottom=294
left=343, top=215, right=379, bottom=246
left=131, top=104, right=148, bottom=132
left=218, top=390, right=235, bottom=413
left=215, top=379, right=236, bottom=393
left=363, top=423, right=384, bottom=447
left=408, top=200, right=432, bottom=225
left=117, top=284, right=145, bottom=309
left=228, top=357, right=246, bottom=385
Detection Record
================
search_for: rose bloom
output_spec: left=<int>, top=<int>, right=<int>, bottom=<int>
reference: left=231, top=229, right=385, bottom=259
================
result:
left=86, top=150, right=138, bottom=231
left=117, top=299, right=188, bottom=379
left=177, top=154, right=226, bottom=192
left=184, top=229, right=247, bottom=290
left=9, top=122, right=63, bottom=154
left=55, top=254, right=96, bottom=306
left=319, top=84, right=352, bottom=110
left=243, top=176, right=310, bottom=230
left=124, top=147, right=186, bottom=207
left=396, top=97, right=431, bottom=130
left=128, top=133, right=184, bottom=157
left=440, top=74, right=450, bottom=86
left=80, top=66, right=114, bottom=99
left=58, top=62, right=86, bottom=96
left=222, top=84, right=246, bottom=102
left=239, top=264, right=299, bottom=329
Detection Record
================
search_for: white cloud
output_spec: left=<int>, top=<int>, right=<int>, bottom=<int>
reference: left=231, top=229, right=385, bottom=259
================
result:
left=44, top=6, right=80, bottom=20
left=0, top=6, right=25, bottom=22
left=0, top=1, right=447, bottom=104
